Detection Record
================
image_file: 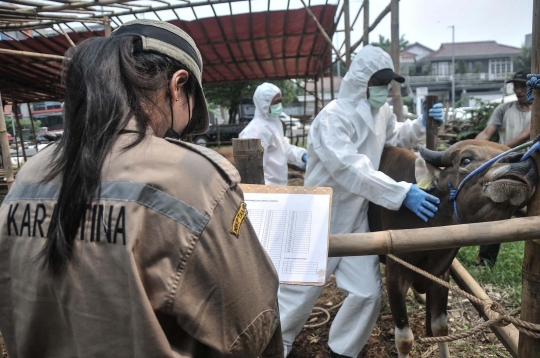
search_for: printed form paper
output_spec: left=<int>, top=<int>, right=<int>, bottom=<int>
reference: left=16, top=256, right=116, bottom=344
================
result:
left=243, top=191, right=331, bottom=286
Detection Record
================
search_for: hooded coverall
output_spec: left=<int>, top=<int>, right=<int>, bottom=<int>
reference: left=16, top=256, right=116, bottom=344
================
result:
left=239, top=83, right=306, bottom=185
left=278, top=45, right=426, bottom=357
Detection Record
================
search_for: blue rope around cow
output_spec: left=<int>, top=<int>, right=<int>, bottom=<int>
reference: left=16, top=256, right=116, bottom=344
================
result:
left=448, top=135, right=540, bottom=223
left=526, top=74, right=540, bottom=104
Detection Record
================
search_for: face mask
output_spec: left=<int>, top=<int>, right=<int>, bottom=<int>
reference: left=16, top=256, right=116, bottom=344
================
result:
left=367, top=85, right=388, bottom=109
left=269, top=103, right=282, bottom=118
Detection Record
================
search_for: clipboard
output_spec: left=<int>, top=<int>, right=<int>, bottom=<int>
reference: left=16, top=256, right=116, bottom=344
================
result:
left=239, top=184, right=333, bottom=286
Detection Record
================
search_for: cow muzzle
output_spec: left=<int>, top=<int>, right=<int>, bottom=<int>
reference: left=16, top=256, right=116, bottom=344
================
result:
left=484, top=155, right=538, bottom=206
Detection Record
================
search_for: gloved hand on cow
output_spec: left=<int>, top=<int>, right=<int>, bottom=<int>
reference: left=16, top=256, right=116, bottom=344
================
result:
left=421, top=103, right=445, bottom=127
left=402, top=184, right=440, bottom=222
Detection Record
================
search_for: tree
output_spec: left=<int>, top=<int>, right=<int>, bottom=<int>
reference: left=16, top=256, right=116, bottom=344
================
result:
left=514, top=46, right=531, bottom=70
left=473, top=61, right=483, bottom=73
left=455, top=60, right=467, bottom=75
left=370, top=34, right=409, bottom=54
left=203, top=79, right=298, bottom=123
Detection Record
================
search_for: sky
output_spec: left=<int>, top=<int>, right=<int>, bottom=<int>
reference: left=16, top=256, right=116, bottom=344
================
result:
left=131, top=0, right=533, bottom=53
left=354, top=0, right=533, bottom=51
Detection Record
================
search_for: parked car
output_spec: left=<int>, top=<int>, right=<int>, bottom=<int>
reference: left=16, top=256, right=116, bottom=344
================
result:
left=193, top=119, right=246, bottom=147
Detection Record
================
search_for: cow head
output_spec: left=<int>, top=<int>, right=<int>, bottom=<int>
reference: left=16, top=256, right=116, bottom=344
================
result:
left=415, top=140, right=538, bottom=224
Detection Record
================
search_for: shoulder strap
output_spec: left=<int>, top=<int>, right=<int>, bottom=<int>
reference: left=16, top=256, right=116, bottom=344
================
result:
left=165, top=138, right=240, bottom=186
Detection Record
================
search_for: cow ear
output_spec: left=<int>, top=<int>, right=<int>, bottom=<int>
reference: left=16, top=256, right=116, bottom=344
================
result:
left=415, top=157, right=441, bottom=189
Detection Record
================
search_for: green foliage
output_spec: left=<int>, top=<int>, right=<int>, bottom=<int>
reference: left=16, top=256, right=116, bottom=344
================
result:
left=457, top=241, right=524, bottom=306
left=456, top=98, right=498, bottom=141
left=473, top=61, right=483, bottom=73
left=402, top=96, right=413, bottom=113
left=455, top=60, right=467, bottom=74
left=203, top=79, right=297, bottom=122
left=5, top=119, right=41, bottom=135
left=513, top=46, right=532, bottom=70
left=370, top=34, right=409, bottom=54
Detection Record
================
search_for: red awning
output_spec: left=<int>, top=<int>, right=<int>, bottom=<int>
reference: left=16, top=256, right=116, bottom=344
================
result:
left=0, top=4, right=337, bottom=103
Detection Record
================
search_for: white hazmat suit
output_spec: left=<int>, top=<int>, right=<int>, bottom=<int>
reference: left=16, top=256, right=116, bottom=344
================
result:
left=279, top=45, right=426, bottom=357
left=239, top=83, right=307, bottom=185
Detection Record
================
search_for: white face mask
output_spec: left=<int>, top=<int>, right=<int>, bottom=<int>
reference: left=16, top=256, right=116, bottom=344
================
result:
left=269, top=103, right=282, bottom=118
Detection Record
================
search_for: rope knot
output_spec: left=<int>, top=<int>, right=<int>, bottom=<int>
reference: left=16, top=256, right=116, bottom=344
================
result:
left=526, top=74, right=540, bottom=105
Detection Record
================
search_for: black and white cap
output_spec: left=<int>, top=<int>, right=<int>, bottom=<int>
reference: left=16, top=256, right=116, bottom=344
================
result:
left=508, top=68, right=531, bottom=84
left=111, top=19, right=209, bottom=135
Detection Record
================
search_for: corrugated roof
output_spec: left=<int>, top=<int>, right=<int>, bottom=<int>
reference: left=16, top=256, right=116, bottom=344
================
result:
left=0, top=2, right=337, bottom=103
left=425, top=41, right=520, bottom=59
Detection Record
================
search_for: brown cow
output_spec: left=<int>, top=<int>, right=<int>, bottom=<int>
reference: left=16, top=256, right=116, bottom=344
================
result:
left=368, top=140, right=538, bottom=358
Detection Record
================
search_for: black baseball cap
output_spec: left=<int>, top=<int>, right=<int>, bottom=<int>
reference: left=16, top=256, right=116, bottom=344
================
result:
left=372, top=68, right=405, bottom=83
left=507, top=68, right=531, bottom=84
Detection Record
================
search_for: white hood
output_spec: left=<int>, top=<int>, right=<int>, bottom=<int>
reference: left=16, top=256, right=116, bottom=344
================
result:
left=338, top=45, right=395, bottom=104
left=253, top=82, right=281, bottom=120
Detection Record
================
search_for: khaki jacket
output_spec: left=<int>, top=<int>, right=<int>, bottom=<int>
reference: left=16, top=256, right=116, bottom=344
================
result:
left=0, top=132, right=281, bottom=358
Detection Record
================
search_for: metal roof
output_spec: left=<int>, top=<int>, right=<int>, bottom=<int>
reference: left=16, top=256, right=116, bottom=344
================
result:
left=425, top=41, right=521, bottom=59
left=0, top=1, right=338, bottom=102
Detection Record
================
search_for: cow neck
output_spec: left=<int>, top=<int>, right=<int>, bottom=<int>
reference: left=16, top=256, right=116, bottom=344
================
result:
left=424, top=185, right=457, bottom=225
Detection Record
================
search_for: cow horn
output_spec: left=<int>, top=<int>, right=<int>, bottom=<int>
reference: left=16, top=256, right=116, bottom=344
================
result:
left=418, top=146, right=451, bottom=167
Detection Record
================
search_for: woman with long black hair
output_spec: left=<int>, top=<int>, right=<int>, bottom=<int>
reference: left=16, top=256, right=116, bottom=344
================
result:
left=0, top=20, right=280, bottom=358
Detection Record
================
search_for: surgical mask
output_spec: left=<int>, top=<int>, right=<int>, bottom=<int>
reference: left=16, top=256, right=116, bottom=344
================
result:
left=269, top=103, right=282, bottom=118
left=367, top=85, right=388, bottom=109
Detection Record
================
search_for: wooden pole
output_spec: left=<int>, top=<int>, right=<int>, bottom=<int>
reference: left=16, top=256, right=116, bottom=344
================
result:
left=232, top=138, right=264, bottom=184
left=12, top=102, right=26, bottom=163
left=451, top=259, right=518, bottom=357
left=519, top=1, right=540, bottom=356
left=303, top=78, right=307, bottom=145
left=425, top=95, right=439, bottom=150
left=314, top=76, right=319, bottom=116
left=390, top=0, right=403, bottom=122
left=320, top=68, right=325, bottom=108
left=0, top=93, right=14, bottom=189
left=350, top=3, right=391, bottom=53
left=27, top=103, right=38, bottom=152
left=0, top=48, right=65, bottom=60
left=328, top=216, right=540, bottom=257
left=330, top=63, right=335, bottom=101
left=104, top=16, right=112, bottom=37
left=363, top=0, right=369, bottom=46
left=300, top=0, right=347, bottom=67
left=344, top=0, right=351, bottom=69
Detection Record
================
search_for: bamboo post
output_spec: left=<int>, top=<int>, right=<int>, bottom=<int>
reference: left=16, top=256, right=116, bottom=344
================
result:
left=314, top=76, right=319, bottom=116
left=12, top=102, right=27, bottom=163
left=390, top=0, right=403, bottom=122
left=519, top=1, right=540, bottom=356
left=425, top=95, right=439, bottom=150
left=216, top=115, right=221, bottom=148
left=300, top=0, right=347, bottom=67
left=232, top=138, right=264, bottom=184
left=27, top=103, right=38, bottom=152
left=344, top=0, right=351, bottom=69
left=451, top=259, right=518, bottom=357
left=0, top=93, right=14, bottom=189
left=363, top=0, right=369, bottom=45
left=104, top=16, right=112, bottom=37
left=320, top=68, right=325, bottom=108
left=303, top=78, right=307, bottom=146
left=330, top=63, right=335, bottom=101
left=328, top=216, right=540, bottom=257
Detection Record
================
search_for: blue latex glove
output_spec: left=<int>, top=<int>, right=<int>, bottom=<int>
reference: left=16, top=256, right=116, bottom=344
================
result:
left=422, top=103, right=445, bottom=127
left=403, top=184, right=440, bottom=222
left=302, top=154, right=307, bottom=163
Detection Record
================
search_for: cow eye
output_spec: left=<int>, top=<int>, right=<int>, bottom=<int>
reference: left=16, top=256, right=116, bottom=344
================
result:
left=460, top=158, right=472, bottom=166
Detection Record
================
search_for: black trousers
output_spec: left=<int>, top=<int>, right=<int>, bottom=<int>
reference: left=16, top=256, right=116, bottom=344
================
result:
left=477, top=243, right=501, bottom=266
